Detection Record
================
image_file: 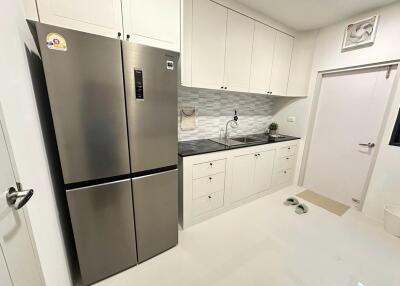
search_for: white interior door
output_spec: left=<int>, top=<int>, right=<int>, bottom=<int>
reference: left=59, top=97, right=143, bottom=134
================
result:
left=0, top=114, right=43, bottom=286
left=304, top=66, right=397, bottom=206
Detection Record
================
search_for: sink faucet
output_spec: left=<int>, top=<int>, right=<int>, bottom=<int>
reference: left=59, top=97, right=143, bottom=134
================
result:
left=224, top=110, right=239, bottom=140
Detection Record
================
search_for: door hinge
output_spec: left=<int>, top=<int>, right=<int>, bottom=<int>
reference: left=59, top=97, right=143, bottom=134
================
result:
left=386, top=65, right=393, bottom=79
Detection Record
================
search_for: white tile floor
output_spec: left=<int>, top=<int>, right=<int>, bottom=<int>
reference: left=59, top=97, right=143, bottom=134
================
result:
left=96, top=186, right=400, bottom=286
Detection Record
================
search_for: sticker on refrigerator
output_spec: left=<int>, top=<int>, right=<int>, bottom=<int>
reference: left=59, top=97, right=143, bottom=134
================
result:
left=166, top=60, right=174, bottom=70
left=46, top=33, right=67, bottom=51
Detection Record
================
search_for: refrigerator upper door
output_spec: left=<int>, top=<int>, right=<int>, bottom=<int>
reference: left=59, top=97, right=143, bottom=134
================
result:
left=67, top=179, right=137, bottom=285
left=123, top=42, right=178, bottom=173
left=36, top=23, right=130, bottom=184
left=132, top=170, right=178, bottom=262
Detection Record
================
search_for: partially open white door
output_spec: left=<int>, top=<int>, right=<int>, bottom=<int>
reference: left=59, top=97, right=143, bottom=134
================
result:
left=0, top=112, right=43, bottom=286
left=304, top=66, right=397, bottom=206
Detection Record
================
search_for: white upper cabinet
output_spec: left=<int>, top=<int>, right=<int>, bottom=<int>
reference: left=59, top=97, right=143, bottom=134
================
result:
left=191, top=0, right=228, bottom=90
left=269, top=32, right=294, bottom=96
left=35, top=0, right=181, bottom=50
left=223, top=10, right=254, bottom=93
left=249, top=22, right=276, bottom=94
left=121, top=0, right=180, bottom=51
left=36, top=0, right=123, bottom=38
left=181, top=0, right=297, bottom=96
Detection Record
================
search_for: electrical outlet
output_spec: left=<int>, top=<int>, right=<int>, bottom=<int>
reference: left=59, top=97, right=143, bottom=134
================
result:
left=287, top=116, right=296, bottom=123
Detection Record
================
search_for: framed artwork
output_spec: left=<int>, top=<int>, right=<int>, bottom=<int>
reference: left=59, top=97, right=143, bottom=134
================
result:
left=342, top=15, right=379, bottom=51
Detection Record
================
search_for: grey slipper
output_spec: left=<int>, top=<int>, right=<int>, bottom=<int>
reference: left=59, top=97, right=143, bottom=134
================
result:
left=295, top=204, right=309, bottom=215
left=284, top=197, right=299, bottom=206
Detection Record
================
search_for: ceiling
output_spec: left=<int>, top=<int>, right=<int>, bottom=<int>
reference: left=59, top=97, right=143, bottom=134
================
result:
left=235, top=0, right=398, bottom=31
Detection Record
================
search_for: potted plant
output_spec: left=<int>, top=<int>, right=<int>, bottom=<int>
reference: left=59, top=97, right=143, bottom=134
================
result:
left=268, top=122, right=278, bottom=136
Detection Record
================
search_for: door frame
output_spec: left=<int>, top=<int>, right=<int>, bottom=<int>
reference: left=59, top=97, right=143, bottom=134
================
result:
left=0, top=103, right=45, bottom=285
left=298, top=61, right=400, bottom=209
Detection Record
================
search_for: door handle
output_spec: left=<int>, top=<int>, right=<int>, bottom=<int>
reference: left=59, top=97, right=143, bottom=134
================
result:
left=6, top=183, right=34, bottom=210
left=359, top=142, right=375, bottom=148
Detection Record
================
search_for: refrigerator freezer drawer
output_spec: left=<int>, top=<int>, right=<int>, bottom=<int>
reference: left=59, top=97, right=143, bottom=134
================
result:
left=132, top=170, right=178, bottom=262
left=67, top=180, right=137, bottom=285
left=123, top=42, right=178, bottom=173
left=36, top=23, right=130, bottom=184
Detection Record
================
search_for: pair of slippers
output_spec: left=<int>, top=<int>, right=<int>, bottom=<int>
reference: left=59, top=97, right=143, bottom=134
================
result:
left=284, top=197, right=308, bottom=215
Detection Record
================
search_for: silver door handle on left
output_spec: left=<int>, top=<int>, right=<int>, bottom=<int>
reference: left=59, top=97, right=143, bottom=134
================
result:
left=6, top=183, right=34, bottom=210
left=359, top=142, right=375, bottom=148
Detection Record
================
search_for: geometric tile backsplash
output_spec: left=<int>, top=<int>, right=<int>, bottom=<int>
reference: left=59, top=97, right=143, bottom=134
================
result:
left=178, top=86, right=275, bottom=141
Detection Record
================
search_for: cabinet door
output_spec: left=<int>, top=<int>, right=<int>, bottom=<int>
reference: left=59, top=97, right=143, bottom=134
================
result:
left=223, top=10, right=254, bottom=92
left=254, top=150, right=275, bottom=193
left=122, top=0, right=180, bottom=51
left=249, top=22, right=276, bottom=94
left=192, top=0, right=227, bottom=89
left=269, top=32, right=294, bottom=96
left=36, top=0, right=123, bottom=38
left=231, top=153, right=256, bottom=203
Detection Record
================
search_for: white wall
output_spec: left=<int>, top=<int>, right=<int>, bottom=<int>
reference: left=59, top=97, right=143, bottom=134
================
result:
left=0, top=0, right=72, bottom=285
left=275, top=1, right=400, bottom=222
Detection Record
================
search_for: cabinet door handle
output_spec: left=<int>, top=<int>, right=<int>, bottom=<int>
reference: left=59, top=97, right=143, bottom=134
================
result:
left=208, top=195, right=212, bottom=199
left=224, top=87, right=227, bottom=89
left=209, top=162, right=213, bottom=166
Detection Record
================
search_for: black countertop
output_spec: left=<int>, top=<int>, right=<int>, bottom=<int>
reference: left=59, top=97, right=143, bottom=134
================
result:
left=178, top=134, right=300, bottom=157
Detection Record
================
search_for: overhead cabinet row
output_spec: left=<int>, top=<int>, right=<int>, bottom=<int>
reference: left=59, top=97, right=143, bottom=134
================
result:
left=35, top=0, right=180, bottom=51
left=181, top=0, right=294, bottom=96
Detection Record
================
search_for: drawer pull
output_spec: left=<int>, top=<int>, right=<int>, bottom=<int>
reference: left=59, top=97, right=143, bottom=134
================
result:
left=209, top=162, right=213, bottom=166
left=284, top=171, right=287, bottom=174
left=208, top=195, right=212, bottom=199
left=209, top=177, right=212, bottom=181
left=286, top=157, right=290, bottom=160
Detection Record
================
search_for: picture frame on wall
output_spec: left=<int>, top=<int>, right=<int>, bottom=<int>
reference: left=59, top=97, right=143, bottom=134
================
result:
left=342, top=15, right=379, bottom=51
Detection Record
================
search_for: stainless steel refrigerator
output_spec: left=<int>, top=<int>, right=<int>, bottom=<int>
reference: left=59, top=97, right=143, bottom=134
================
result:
left=34, top=23, right=178, bottom=285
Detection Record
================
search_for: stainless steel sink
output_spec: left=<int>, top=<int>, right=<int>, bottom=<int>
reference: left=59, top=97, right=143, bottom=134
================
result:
left=209, top=138, right=244, bottom=147
left=210, top=136, right=263, bottom=146
left=230, top=136, right=262, bottom=144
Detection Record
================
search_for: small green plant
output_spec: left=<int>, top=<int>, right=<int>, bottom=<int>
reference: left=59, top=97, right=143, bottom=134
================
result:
left=269, top=122, right=278, bottom=131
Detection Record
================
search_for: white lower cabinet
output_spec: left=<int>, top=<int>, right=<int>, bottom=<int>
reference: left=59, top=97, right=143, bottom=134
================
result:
left=231, top=150, right=275, bottom=203
left=192, top=191, right=224, bottom=217
left=254, top=150, right=275, bottom=193
left=179, top=140, right=299, bottom=228
left=231, top=153, right=256, bottom=203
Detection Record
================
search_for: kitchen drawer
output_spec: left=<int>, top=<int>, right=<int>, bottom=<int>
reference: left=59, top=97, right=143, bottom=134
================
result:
left=275, top=155, right=296, bottom=172
left=278, top=145, right=297, bottom=157
left=193, top=172, right=225, bottom=199
left=192, top=191, right=224, bottom=217
left=192, top=159, right=226, bottom=179
left=273, top=169, right=294, bottom=186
